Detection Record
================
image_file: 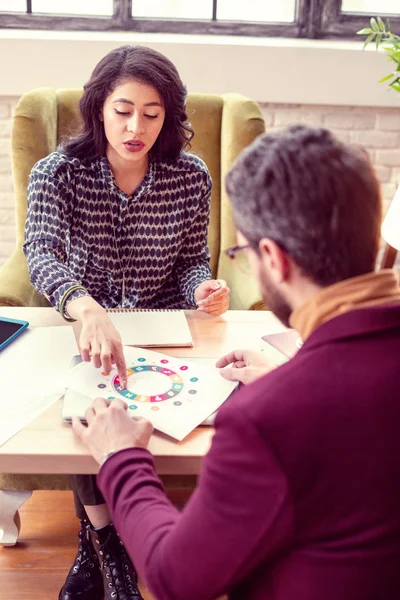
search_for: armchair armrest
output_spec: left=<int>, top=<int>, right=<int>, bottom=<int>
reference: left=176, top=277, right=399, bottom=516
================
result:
left=218, top=94, right=266, bottom=310
left=12, top=88, right=58, bottom=245
left=0, top=248, right=49, bottom=307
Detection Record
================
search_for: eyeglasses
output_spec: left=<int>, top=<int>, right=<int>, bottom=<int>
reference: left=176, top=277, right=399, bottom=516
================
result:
left=225, top=243, right=257, bottom=274
left=225, top=243, right=256, bottom=259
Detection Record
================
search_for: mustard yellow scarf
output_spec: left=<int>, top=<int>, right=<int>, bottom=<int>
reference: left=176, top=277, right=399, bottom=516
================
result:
left=290, top=270, right=400, bottom=341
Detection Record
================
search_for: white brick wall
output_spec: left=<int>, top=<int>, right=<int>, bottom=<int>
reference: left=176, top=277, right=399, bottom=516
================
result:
left=261, top=102, right=400, bottom=272
left=260, top=103, right=400, bottom=211
left=0, top=98, right=399, bottom=270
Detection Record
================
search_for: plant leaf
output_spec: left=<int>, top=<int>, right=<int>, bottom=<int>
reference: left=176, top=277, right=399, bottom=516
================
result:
left=386, top=52, right=400, bottom=66
left=363, top=32, right=375, bottom=49
left=379, top=73, right=395, bottom=83
left=370, top=17, right=379, bottom=32
left=359, top=17, right=399, bottom=90
left=377, top=16, right=385, bottom=32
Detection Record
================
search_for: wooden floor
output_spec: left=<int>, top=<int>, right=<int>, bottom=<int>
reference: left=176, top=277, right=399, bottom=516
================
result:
left=0, top=490, right=162, bottom=600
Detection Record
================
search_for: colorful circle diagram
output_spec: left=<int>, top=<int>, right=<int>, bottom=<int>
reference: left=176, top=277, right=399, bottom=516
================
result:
left=112, top=364, right=185, bottom=403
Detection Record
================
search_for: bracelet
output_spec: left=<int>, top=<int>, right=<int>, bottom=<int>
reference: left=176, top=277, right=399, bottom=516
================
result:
left=59, top=284, right=88, bottom=322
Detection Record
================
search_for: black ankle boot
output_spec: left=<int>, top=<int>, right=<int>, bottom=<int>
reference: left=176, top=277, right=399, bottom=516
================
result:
left=58, top=520, right=104, bottom=600
left=89, top=524, right=144, bottom=600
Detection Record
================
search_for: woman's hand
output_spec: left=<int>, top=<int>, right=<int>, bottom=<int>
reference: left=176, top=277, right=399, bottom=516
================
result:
left=216, top=349, right=276, bottom=385
left=195, top=279, right=230, bottom=316
left=67, top=296, right=127, bottom=387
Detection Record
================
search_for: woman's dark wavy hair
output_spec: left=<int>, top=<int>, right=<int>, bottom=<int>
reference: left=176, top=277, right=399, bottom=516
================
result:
left=62, top=45, right=194, bottom=162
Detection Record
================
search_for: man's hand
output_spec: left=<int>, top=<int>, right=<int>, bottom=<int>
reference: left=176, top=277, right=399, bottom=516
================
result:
left=216, top=349, right=276, bottom=385
left=195, top=279, right=230, bottom=316
left=72, top=398, right=153, bottom=465
left=68, top=296, right=127, bottom=387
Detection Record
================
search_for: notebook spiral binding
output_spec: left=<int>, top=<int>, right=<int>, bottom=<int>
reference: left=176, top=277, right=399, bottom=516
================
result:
left=106, top=308, right=179, bottom=313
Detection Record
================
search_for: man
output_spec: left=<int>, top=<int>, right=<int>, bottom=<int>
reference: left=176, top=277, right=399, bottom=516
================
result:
left=73, top=125, right=400, bottom=600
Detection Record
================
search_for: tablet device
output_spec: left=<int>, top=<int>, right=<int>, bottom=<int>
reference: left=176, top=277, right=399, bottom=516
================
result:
left=0, top=316, right=29, bottom=352
left=62, top=387, right=92, bottom=422
left=261, top=330, right=302, bottom=359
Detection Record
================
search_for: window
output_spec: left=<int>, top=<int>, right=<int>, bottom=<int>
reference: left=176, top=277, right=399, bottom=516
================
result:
left=31, top=1, right=113, bottom=17
left=0, top=0, right=399, bottom=39
left=0, top=0, right=113, bottom=16
left=341, top=0, right=399, bottom=14
left=0, top=0, right=25, bottom=11
left=131, top=0, right=297, bottom=24
left=131, top=0, right=214, bottom=20
left=216, top=0, right=296, bottom=23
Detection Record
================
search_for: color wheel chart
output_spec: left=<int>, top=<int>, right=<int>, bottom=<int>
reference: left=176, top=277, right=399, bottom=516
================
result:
left=103, top=358, right=199, bottom=412
left=67, top=347, right=237, bottom=440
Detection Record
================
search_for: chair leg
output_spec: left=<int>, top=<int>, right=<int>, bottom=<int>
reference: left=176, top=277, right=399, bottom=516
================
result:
left=0, top=490, right=32, bottom=546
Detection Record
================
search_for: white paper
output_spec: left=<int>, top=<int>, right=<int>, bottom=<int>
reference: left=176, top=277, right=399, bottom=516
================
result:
left=108, top=311, right=193, bottom=347
left=0, top=326, right=78, bottom=397
left=0, top=326, right=78, bottom=447
left=65, top=347, right=237, bottom=441
left=0, top=394, right=61, bottom=448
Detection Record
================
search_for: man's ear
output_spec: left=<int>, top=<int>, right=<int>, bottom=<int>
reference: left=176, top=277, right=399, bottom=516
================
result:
left=258, top=238, right=290, bottom=283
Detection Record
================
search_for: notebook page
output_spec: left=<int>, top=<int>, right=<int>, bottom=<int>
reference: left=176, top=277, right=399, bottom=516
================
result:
left=107, top=310, right=193, bottom=347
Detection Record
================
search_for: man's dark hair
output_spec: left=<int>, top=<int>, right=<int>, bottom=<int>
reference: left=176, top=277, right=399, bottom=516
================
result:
left=63, top=45, right=193, bottom=162
left=226, top=125, right=382, bottom=286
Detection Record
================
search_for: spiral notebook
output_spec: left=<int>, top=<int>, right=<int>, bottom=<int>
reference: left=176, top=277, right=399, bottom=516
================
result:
left=106, top=309, right=193, bottom=348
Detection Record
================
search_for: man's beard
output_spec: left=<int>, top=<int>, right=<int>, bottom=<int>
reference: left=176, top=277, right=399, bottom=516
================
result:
left=260, top=269, right=292, bottom=327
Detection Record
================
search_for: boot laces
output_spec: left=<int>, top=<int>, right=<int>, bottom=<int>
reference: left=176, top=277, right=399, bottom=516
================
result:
left=100, top=533, right=141, bottom=598
left=73, top=523, right=96, bottom=575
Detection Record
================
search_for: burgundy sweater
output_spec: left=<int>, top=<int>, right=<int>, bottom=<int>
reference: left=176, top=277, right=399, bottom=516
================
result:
left=98, top=305, right=400, bottom=600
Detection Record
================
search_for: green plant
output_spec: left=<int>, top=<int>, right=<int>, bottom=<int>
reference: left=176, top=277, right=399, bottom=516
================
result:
left=357, top=17, right=400, bottom=92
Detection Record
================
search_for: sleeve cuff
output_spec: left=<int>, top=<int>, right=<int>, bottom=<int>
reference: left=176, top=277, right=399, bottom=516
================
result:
left=186, top=272, right=212, bottom=307
left=64, top=288, right=89, bottom=318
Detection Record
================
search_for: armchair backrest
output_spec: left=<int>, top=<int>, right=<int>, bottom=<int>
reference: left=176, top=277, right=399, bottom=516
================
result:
left=11, top=89, right=265, bottom=308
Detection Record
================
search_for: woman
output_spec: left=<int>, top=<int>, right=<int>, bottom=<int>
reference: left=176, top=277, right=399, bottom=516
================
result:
left=23, top=45, right=230, bottom=600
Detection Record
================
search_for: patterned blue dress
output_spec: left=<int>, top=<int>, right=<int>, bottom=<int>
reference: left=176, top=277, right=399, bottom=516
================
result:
left=24, top=151, right=212, bottom=314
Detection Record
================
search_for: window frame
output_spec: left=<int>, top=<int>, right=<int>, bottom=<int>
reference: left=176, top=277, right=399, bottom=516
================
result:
left=0, top=0, right=399, bottom=40
left=0, top=0, right=310, bottom=37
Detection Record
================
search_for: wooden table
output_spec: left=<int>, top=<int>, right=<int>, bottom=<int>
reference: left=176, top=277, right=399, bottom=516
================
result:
left=0, top=307, right=285, bottom=544
left=0, top=307, right=285, bottom=474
